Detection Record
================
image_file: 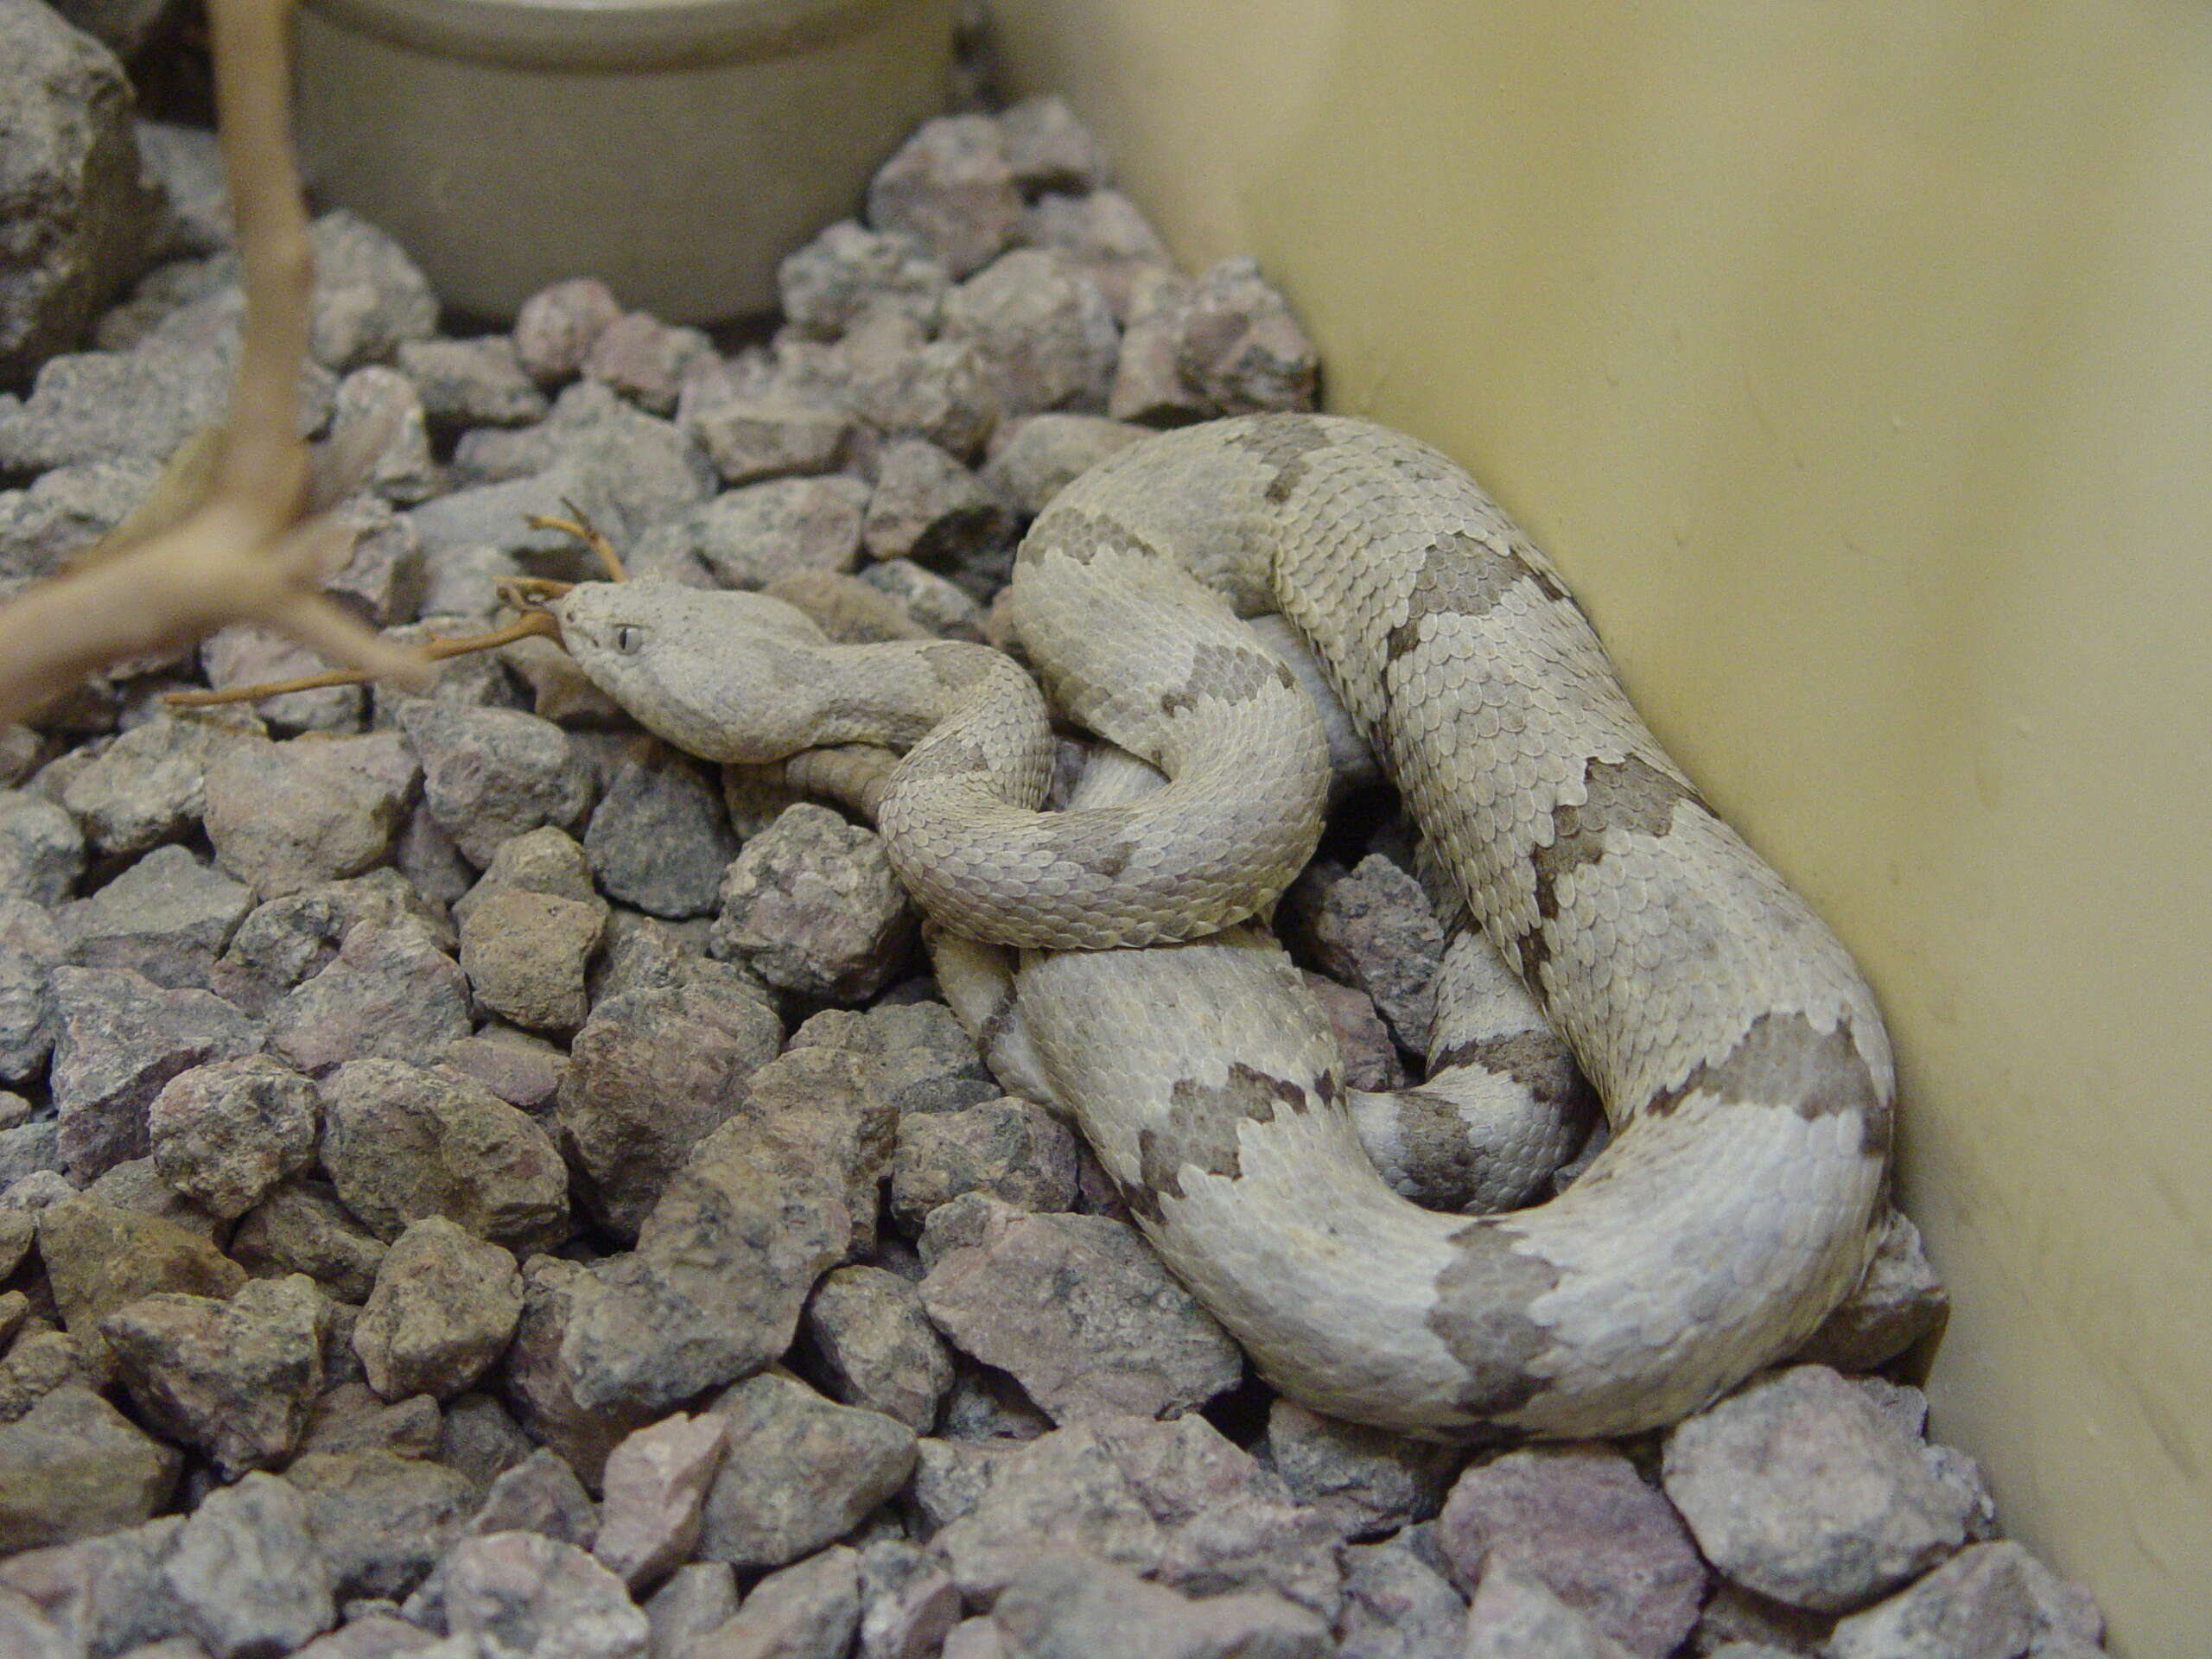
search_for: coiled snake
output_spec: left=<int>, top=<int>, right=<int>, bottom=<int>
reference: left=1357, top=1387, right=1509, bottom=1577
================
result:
left=555, top=414, right=1894, bottom=1440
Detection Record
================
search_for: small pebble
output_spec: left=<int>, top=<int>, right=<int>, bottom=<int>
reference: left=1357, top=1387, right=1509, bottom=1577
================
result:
left=918, top=1198, right=1243, bottom=1426
left=353, top=1217, right=524, bottom=1402
left=696, top=1371, right=918, bottom=1570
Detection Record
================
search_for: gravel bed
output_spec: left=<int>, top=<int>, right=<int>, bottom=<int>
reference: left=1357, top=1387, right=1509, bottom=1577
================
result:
left=0, top=4, right=2107, bottom=1656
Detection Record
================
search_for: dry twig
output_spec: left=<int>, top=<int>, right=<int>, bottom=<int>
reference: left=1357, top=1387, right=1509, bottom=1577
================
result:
left=0, top=0, right=432, bottom=728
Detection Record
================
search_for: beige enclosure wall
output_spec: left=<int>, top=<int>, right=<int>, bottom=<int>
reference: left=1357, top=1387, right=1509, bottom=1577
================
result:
left=986, top=3, right=2211, bottom=1655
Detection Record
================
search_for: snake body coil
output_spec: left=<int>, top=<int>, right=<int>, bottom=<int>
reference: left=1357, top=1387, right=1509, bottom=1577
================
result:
left=558, top=414, right=1895, bottom=1439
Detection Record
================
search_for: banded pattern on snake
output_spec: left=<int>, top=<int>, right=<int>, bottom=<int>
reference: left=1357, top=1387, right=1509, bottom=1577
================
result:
left=555, top=413, right=1895, bottom=1440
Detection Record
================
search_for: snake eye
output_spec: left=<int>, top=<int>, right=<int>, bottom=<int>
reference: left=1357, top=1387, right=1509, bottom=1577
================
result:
left=612, top=624, right=645, bottom=656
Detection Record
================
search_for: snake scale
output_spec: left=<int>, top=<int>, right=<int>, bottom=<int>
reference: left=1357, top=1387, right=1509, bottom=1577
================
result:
left=555, top=413, right=1895, bottom=1440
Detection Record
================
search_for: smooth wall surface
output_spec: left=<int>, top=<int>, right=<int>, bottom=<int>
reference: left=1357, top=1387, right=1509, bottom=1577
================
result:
left=988, top=3, right=2211, bottom=1654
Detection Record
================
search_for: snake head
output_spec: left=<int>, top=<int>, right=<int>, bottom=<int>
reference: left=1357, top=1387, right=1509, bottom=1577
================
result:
left=552, top=581, right=836, bottom=763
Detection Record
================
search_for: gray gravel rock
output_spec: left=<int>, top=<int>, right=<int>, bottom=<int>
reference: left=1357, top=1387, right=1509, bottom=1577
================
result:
left=203, top=731, right=421, bottom=899
left=188, top=618, right=365, bottom=741
left=788, top=998, right=996, bottom=1119
left=453, top=820, right=600, bottom=918
left=710, top=803, right=917, bottom=1002
left=289, top=1448, right=476, bottom=1602
left=334, top=364, right=440, bottom=505
left=435, top=1389, right=537, bottom=1499
left=1286, top=854, right=1446, bottom=1046
left=1309, top=976, right=1408, bottom=1100
left=556, top=1046, right=892, bottom=1414
left=0, top=1520, right=191, bottom=1659
left=450, top=381, right=714, bottom=547
left=81, top=1149, right=219, bottom=1234
left=941, top=250, right=1118, bottom=418
left=135, top=120, right=232, bottom=260
left=856, top=1537, right=961, bottom=1659
left=556, top=977, right=781, bottom=1241
left=691, top=1544, right=857, bottom=1659
left=439, top=1531, right=649, bottom=1659
left=677, top=382, right=855, bottom=486
left=779, top=220, right=950, bottom=340
left=440, top=1028, right=567, bottom=1116
left=857, top=556, right=988, bottom=640
left=0, top=1327, right=110, bottom=1424
left=1461, top=1559, right=1637, bottom=1659
left=1175, top=257, right=1319, bottom=416
left=1683, top=1580, right=1833, bottom=1655
left=1262, top=1397, right=1458, bottom=1541
left=0, top=454, right=160, bottom=583
left=861, top=436, right=1020, bottom=595
left=3, top=789, right=86, bottom=902
left=1435, top=1441, right=1706, bottom=1657
left=92, top=244, right=230, bottom=348
left=48, top=965, right=261, bottom=1179
left=212, top=868, right=442, bottom=1015
left=988, top=1550, right=1331, bottom=1659
left=65, top=842, right=251, bottom=988
left=918, top=1199, right=1243, bottom=1425
left=296, top=210, right=441, bottom=372
left=1823, top=1539, right=2102, bottom=1659
left=401, top=461, right=622, bottom=575
left=36, top=1193, right=243, bottom=1338
left=582, top=311, right=715, bottom=417
left=836, top=315, right=1001, bottom=461
left=0, top=1122, right=48, bottom=1197
left=0, top=1384, right=181, bottom=1553
left=158, top=1471, right=337, bottom=1659
left=514, top=278, right=623, bottom=385
left=1334, top=1535, right=1466, bottom=1659
left=890, top=1096, right=1078, bottom=1232
left=58, top=712, right=248, bottom=860
left=980, top=411, right=1147, bottom=515
left=591, top=1412, right=728, bottom=1590
left=465, top=1448, right=599, bottom=1547
left=0, top=331, right=226, bottom=474
left=401, top=336, right=550, bottom=429
left=398, top=702, right=596, bottom=868
left=458, top=885, right=606, bottom=1033
left=0, top=0, right=150, bottom=384
left=354, top=1218, right=524, bottom=1401
left=149, top=1052, right=320, bottom=1219
left=1105, top=267, right=1203, bottom=425
left=1016, top=189, right=1169, bottom=320
left=804, top=1263, right=954, bottom=1430
left=318, top=1058, right=569, bottom=1249
left=643, top=1563, right=738, bottom=1659
left=866, top=115, right=1022, bottom=280
left=634, top=475, right=872, bottom=592
left=0, top=899, right=63, bottom=1083
left=917, top=1414, right=1341, bottom=1613
left=1661, top=1364, right=1974, bottom=1614
left=1793, top=1209, right=1949, bottom=1374
left=696, top=1371, right=917, bottom=1569
left=582, top=742, right=738, bottom=920
left=321, top=485, right=432, bottom=626
left=266, top=917, right=471, bottom=1074
left=297, top=1380, right=442, bottom=1461
left=999, top=96, right=1113, bottom=195
left=502, top=1257, right=658, bottom=1489
left=100, top=1273, right=328, bottom=1474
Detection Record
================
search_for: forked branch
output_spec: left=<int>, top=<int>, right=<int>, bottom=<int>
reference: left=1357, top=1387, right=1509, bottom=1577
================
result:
left=0, top=0, right=433, bottom=728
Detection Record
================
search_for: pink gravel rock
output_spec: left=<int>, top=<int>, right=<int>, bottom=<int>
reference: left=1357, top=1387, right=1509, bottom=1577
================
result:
left=514, top=277, right=623, bottom=385
left=1436, top=1441, right=1706, bottom=1658
left=592, top=1411, right=729, bottom=1591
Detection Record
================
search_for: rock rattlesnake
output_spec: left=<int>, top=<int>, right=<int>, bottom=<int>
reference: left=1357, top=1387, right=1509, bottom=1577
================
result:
left=553, top=413, right=1894, bottom=1439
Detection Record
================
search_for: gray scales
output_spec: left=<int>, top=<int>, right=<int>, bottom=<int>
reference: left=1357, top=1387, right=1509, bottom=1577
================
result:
left=552, top=414, right=1894, bottom=1440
